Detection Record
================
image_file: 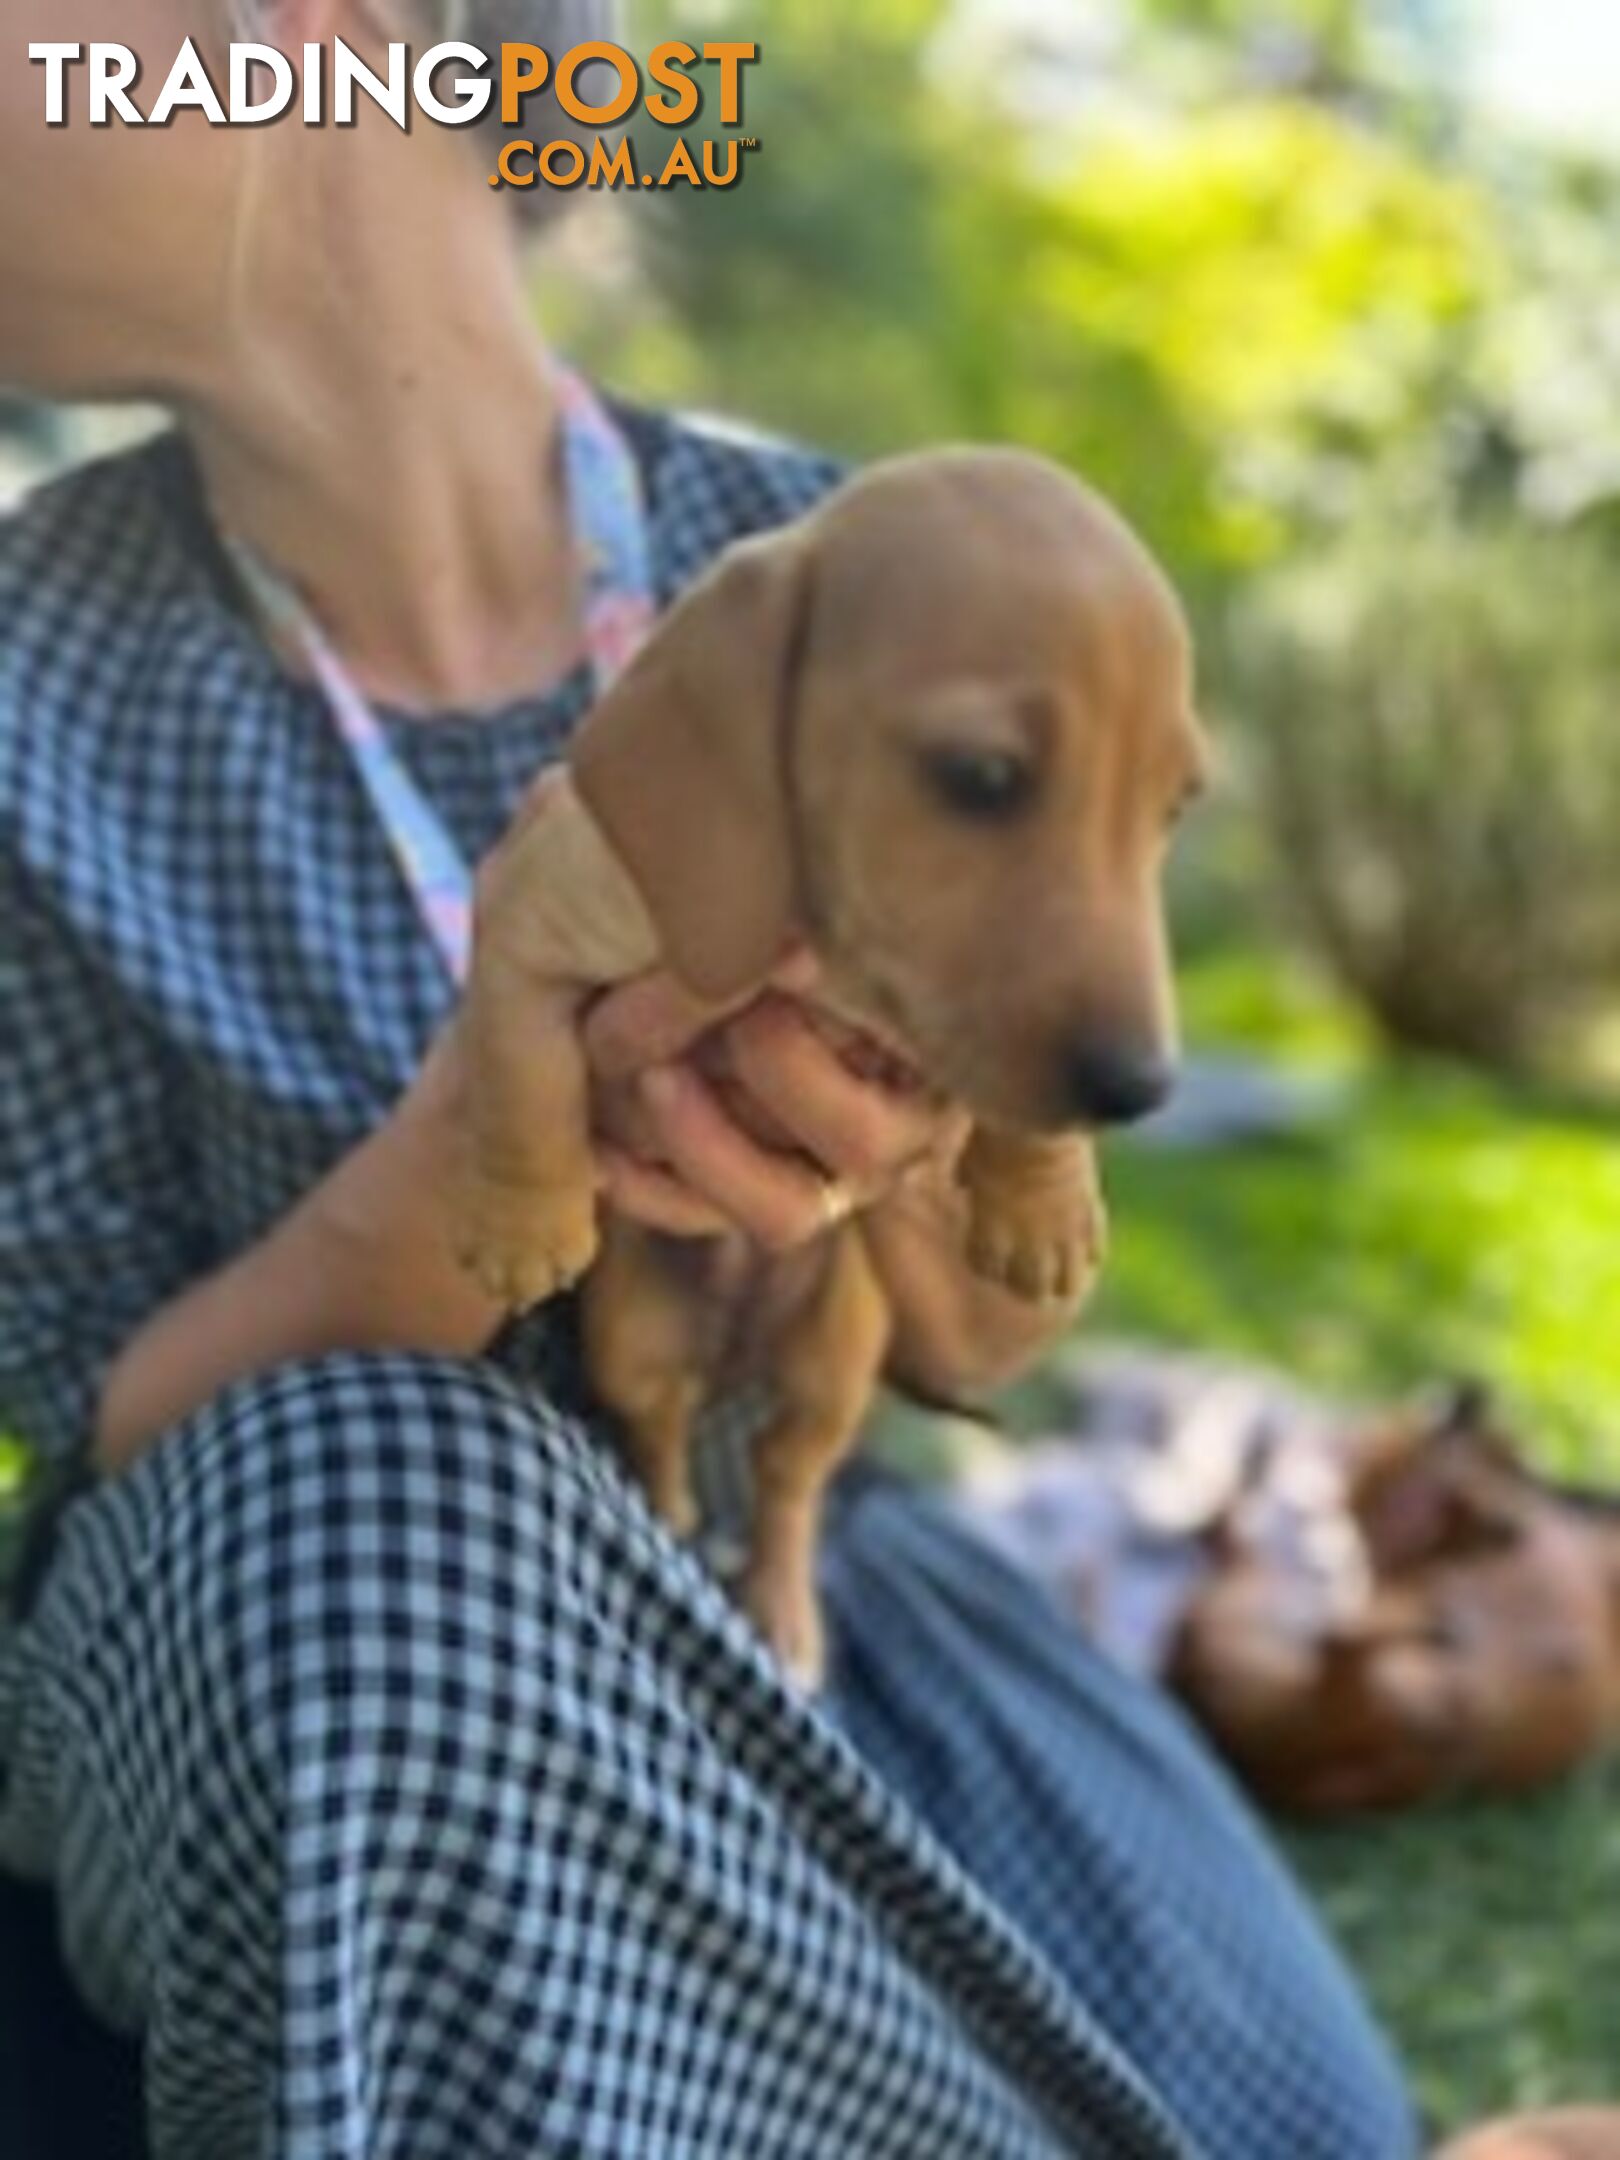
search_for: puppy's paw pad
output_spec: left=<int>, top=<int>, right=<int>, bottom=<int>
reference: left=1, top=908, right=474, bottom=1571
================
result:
left=454, top=1181, right=600, bottom=1312
left=966, top=1204, right=1103, bottom=1306
left=965, top=1224, right=1016, bottom=1286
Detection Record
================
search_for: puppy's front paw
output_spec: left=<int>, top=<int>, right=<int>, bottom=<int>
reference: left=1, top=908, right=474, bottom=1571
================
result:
left=965, top=1169, right=1107, bottom=1305
left=454, top=1175, right=600, bottom=1313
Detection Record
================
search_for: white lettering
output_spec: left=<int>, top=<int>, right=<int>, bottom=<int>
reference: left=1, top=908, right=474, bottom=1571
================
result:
left=149, top=38, right=228, bottom=125
left=230, top=43, right=294, bottom=123
left=332, top=38, right=407, bottom=127
left=413, top=42, right=492, bottom=125
left=28, top=43, right=83, bottom=125
left=89, top=45, right=142, bottom=125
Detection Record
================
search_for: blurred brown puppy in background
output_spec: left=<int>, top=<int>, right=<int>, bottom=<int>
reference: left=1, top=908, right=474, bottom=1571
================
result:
left=1174, top=1387, right=1620, bottom=1812
left=455, top=449, right=1207, bottom=1684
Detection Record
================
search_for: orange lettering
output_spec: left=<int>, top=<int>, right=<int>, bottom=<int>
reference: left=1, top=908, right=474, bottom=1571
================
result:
left=646, top=40, right=699, bottom=126
left=500, top=44, right=547, bottom=125
left=702, top=41, right=756, bottom=126
left=554, top=41, right=639, bottom=127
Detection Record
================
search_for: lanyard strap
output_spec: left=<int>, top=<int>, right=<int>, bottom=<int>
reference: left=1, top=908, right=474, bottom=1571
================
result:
left=227, top=366, right=658, bottom=987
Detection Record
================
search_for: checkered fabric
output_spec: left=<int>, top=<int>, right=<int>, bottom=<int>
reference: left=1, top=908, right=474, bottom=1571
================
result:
left=0, top=406, right=1413, bottom=2157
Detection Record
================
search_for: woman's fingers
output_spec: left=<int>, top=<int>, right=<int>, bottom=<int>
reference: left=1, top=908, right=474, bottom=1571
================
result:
left=583, top=971, right=750, bottom=1085
left=583, top=957, right=951, bottom=1250
left=636, top=1063, right=848, bottom=1253
left=583, top=948, right=819, bottom=1085
left=721, top=997, right=943, bottom=1188
left=597, top=1147, right=734, bottom=1238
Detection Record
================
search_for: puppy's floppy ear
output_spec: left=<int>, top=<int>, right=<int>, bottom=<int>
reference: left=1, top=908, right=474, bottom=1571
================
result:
left=572, top=530, right=812, bottom=1002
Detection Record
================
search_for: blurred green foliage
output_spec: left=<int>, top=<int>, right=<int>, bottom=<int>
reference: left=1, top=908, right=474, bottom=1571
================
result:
left=1097, top=955, right=1620, bottom=1477
left=1222, top=514, right=1620, bottom=1072
left=559, top=0, right=1503, bottom=598
left=1141, top=0, right=1358, bottom=39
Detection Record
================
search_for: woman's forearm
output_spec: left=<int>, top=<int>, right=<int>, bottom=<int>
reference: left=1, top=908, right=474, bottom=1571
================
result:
left=93, top=1026, right=507, bottom=1477
left=861, top=1163, right=1096, bottom=1401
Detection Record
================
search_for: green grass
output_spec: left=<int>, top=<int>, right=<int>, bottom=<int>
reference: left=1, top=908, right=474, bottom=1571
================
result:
left=1094, top=953, right=1620, bottom=1478
left=1085, top=951, right=1620, bottom=2135
left=1285, top=1764, right=1620, bottom=2137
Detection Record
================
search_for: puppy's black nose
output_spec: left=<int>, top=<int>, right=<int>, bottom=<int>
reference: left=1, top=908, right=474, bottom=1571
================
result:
left=1064, top=1043, right=1175, bottom=1127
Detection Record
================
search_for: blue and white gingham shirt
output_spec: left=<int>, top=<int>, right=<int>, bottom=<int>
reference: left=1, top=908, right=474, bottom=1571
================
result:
left=0, top=404, right=841, bottom=1477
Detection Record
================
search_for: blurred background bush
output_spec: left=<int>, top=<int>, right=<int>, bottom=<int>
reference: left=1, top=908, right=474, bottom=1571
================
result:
left=1230, top=515, right=1620, bottom=1072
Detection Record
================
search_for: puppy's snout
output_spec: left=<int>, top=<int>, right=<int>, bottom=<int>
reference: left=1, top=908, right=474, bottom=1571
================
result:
left=1062, top=1042, right=1175, bottom=1128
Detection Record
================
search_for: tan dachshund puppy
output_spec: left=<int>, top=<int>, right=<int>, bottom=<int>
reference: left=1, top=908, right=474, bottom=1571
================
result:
left=454, top=449, right=1206, bottom=1684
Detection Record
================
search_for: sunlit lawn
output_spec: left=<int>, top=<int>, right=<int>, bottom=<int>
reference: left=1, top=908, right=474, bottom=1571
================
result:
left=1283, top=1766, right=1620, bottom=2139
left=1097, top=951, right=1620, bottom=1479
left=1090, top=951, right=1620, bottom=2138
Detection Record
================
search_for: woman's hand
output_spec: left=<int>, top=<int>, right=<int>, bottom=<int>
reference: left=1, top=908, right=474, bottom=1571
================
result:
left=582, top=956, right=966, bottom=1248
left=581, top=960, right=1099, bottom=1399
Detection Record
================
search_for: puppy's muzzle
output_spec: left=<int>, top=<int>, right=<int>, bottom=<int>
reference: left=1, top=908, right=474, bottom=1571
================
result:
left=1061, top=1041, right=1175, bottom=1128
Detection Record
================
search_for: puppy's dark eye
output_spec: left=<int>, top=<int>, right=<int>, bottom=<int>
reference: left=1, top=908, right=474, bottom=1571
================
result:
left=920, top=745, right=1035, bottom=821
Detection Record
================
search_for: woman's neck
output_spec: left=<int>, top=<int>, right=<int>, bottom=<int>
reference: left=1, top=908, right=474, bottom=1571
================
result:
left=180, top=179, right=580, bottom=713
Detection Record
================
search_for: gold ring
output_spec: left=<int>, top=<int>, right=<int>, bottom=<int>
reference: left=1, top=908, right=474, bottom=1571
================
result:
left=816, top=1174, right=857, bottom=1230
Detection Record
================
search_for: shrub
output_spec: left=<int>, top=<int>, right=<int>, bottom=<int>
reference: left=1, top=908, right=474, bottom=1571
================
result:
left=1220, top=519, right=1620, bottom=1074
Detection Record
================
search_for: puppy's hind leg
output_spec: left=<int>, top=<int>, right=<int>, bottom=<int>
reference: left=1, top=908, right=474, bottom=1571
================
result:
left=744, top=1228, right=891, bottom=1693
left=581, top=1218, right=709, bottom=1539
